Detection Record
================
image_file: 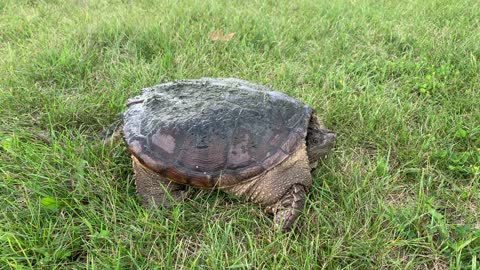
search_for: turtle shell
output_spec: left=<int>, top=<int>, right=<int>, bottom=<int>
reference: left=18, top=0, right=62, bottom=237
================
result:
left=123, top=78, right=313, bottom=188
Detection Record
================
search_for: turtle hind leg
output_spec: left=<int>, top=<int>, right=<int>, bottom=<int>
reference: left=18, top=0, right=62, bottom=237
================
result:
left=132, top=156, right=187, bottom=208
left=268, top=184, right=306, bottom=232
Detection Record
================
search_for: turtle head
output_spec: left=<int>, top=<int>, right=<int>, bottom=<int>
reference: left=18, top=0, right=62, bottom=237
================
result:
left=306, top=115, right=336, bottom=168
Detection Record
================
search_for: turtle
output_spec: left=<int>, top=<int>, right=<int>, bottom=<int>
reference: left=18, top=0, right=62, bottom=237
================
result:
left=115, top=78, right=336, bottom=232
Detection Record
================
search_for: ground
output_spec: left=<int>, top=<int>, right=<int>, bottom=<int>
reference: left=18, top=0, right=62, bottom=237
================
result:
left=0, top=0, right=479, bottom=269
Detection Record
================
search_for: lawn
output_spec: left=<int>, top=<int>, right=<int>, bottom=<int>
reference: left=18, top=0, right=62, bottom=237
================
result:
left=1, top=0, right=479, bottom=269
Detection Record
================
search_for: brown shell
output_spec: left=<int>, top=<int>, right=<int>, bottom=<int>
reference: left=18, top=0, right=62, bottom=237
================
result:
left=122, top=78, right=312, bottom=188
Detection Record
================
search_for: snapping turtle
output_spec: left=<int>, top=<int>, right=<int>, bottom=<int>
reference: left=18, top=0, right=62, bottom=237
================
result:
left=117, top=78, right=335, bottom=231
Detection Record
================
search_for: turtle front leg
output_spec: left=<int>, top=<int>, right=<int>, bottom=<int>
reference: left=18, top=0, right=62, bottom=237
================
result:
left=222, top=145, right=312, bottom=232
left=266, top=184, right=306, bottom=232
left=132, top=156, right=187, bottom=208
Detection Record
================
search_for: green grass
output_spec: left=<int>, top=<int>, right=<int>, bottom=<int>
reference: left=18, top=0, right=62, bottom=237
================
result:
left=1, top=0, right=479, bottom=268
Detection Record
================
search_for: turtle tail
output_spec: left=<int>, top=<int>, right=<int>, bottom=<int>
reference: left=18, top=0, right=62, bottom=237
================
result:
left=101, top=112, right=124, bottom=144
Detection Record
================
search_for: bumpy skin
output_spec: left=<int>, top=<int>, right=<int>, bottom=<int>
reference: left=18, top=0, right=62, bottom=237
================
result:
left=306, top=114, right=336, bottom=168
left=121, top=78, right=335, bottom=232
left=222, top=144, right=312, bottom=231
left=129, top=117, right=334, bottom=231
left=131, top=144, right=312, bottom=232
left=132, top=155, right=187, bottom=208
